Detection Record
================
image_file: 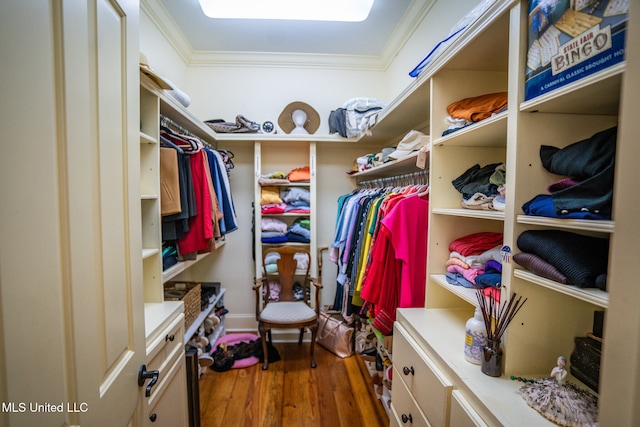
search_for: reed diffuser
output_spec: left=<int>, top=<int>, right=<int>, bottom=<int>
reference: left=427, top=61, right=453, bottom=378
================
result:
left=476, top=289, right=527, bottom=376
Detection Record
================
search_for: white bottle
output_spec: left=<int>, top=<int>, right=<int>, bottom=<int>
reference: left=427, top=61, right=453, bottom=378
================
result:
left=464, top=306, right=488, bottom=365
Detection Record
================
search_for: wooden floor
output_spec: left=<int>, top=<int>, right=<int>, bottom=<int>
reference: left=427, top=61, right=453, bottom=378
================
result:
left=198, top=342, right=389, bottom=427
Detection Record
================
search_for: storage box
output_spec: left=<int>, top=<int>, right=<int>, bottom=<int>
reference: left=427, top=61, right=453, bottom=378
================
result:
left=164, top=281, right=202, bottom=329
left=525, top=0, right=628, bottom=101
left=570, top=336, right=601, bottom=392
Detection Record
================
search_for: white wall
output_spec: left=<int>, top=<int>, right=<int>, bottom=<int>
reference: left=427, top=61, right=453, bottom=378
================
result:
left=186, top=65, right=388, bottom=135
left=140, top=9, right=189, bottom=93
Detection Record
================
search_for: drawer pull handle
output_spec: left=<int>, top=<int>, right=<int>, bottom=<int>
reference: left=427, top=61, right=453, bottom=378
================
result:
left=138, top=364, right=160, bottom=397
left=401, top=413, right=413, bottom=423
left=403, top=366, right=415, bottom=376
left=149, top=413, right=157, bottom=422
left=165, top=334, right=175, bottom=342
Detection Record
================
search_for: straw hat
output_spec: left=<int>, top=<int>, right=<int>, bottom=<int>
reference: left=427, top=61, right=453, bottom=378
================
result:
left=278, top=101, right=320, bottom=134
left=139, top=52, right=173, bottom=90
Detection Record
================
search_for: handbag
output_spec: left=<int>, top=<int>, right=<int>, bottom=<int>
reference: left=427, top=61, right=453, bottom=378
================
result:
left=316, top=310, right=354, bottom=358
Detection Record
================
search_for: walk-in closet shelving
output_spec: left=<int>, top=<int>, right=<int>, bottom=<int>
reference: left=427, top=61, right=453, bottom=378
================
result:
left=140, top=72, right=225, bottom=342
left=376, top=0, right=639, bottom=424
left=253, top=140, right=318, bottom=277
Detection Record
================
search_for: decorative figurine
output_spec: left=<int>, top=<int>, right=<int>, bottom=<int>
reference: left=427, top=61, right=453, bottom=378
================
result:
left=511, top=356, right=599, bottom=427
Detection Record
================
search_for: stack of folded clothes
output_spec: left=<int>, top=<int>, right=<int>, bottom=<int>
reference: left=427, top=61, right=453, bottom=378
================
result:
left=452, top=163, right=506, bottom=211
left=286, top=218, right=310, bottom=243
left=521, top=126, right=617, bottom=220
left=260, top=217, right=311, bottom=244
left=445, top=232, right=504, bottom=290
left=515, top=230, right=609, bottom=290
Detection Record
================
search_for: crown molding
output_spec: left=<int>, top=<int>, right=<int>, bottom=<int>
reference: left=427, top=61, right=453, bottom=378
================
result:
left=141, top=0, right=429, bottom=72
left=141, top=0, right=194, bottom=65
left=189, top=50, right=384, bottom=71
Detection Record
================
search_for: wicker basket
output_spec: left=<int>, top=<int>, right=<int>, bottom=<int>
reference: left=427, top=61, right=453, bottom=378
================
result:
left=164, top=281, right=202, bottom=329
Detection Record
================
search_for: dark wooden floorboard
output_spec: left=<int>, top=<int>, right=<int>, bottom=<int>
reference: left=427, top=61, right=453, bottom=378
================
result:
left=198, top=342, right=388, bottom=427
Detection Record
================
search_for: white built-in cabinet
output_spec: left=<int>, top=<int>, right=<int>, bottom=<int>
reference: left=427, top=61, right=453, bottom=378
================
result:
left=140, top=72, right=231, bottom=425
left=350, top=0, right=639, bottom=425
left=139, top=73, right=189, bottom=427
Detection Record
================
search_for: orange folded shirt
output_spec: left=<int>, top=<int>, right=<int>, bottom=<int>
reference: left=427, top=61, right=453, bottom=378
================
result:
left=447, top=92, right=508, bottom=122
left=288, top=166, right=311, bottom=182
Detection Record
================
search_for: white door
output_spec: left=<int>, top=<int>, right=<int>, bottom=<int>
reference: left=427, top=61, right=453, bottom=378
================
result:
left=0, top=1, right=144, bottom=426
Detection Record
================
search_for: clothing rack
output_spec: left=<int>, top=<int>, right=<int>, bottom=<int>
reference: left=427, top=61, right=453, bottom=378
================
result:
left=160, top=114, right=217, bottom=150
left=357, top=169, right=429, bottom=189
left=160, top=114, right=196, bottom=137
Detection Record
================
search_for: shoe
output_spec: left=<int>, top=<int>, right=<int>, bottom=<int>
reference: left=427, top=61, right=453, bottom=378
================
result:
left=199, top=354, right=213, bottom=367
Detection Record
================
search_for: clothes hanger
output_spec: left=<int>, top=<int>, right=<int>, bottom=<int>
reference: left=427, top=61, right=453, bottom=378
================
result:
left=160, top=135, right=184, bottom=154
left=160, top=126, right=200, bottom=152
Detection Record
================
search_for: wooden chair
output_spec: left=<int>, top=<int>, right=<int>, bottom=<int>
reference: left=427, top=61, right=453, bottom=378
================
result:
left=253, top=246, right=322, bottom=370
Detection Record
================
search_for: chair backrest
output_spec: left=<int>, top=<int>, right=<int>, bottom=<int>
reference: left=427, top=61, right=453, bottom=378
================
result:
left=261, top=246, right=311, bottom=304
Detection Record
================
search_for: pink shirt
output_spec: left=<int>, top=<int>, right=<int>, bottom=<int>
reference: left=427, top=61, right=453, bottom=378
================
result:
left=381, top=195, right=429, bottom=308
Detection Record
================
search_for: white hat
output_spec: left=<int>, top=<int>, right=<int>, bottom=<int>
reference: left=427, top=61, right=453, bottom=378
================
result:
left=139, top=52, right=173, bottom=90
left=388, top=130, right=430, bottom=160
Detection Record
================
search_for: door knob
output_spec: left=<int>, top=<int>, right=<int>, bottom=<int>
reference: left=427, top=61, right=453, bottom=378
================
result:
left=403, top=366, right=415, bottom=376
left=138, top=364, right=159, bottom=397
left=402, top=413, right=413, bottom=423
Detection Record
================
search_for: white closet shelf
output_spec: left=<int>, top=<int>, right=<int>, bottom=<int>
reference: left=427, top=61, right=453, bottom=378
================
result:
left=140, top=131, right=158, bottom=144
left=140, top=194, right=159, bottom=200
left=516, top=215, right=614, bottom=234
left=431, top=274, right=478, bottom=306
left=261, top=213, right=310, bottom=217
left=162, top=240, right=225, bottom=283
left=352, top=152, right=422, bottom=180
left=183, top=288, right=226, bottom=345
left=259, top=182, right=310, bottom=187
left=513, top=269, right=609, bottom=308
left=142, top=248, right=160, bottom=259
left=520, top=63, right=625, bottom=115
left=432, top=208, right=505, bottom=221
left=216, top=133, right=356, bottom=143
left=261, top=242, right=310, bottom=247
left=433, top=111, right=508, bottom=148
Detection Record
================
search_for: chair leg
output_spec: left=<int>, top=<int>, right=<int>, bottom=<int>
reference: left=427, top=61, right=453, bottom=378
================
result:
left=309, top=322, right=318, bottom=368
left=298, top=328, right=304, bottom=344
left=259, top=323, right=269, bottom=370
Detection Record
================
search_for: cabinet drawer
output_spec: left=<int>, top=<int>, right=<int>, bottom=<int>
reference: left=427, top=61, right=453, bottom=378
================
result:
left=450, top=390, right=489, bottom=427
left=147, top=313, right=185, bottom=374
left=394, top=323, right=453, bottom=427
left=391, top=374, right=431, bottom=427
left=144, top=348, right=188, bottom=427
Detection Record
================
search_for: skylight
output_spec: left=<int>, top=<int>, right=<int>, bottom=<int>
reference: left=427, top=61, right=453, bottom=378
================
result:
left=198, top=0, right=375, bottom=22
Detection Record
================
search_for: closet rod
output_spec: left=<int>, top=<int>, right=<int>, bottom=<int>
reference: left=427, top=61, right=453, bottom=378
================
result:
left=160, top=114, right=216, bottom=150
left=160, top=114, right=195, bottom=137
left=357, top=169, right=429, bottom=189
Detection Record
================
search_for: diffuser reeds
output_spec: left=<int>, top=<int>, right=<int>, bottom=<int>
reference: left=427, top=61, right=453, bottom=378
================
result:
left=476, top=289, right=527, bottom=341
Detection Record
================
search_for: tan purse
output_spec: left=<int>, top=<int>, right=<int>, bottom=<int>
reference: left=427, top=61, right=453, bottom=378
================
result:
left=316, top=310, right=354, bottom=358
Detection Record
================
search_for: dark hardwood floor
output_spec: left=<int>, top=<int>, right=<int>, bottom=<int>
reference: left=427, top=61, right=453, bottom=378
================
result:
left=198, top=342, right=389, bottom=427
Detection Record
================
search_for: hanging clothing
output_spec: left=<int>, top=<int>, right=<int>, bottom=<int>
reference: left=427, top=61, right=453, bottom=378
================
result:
left=329, top=184, right=429, bottom=333
left=158, top=124, right=239, bottom=264
left=177, top=150, right=213, bottom=255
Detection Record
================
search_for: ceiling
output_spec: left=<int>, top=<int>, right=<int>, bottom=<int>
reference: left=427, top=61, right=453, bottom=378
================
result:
left=155, top=0, right=419, bottom=59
